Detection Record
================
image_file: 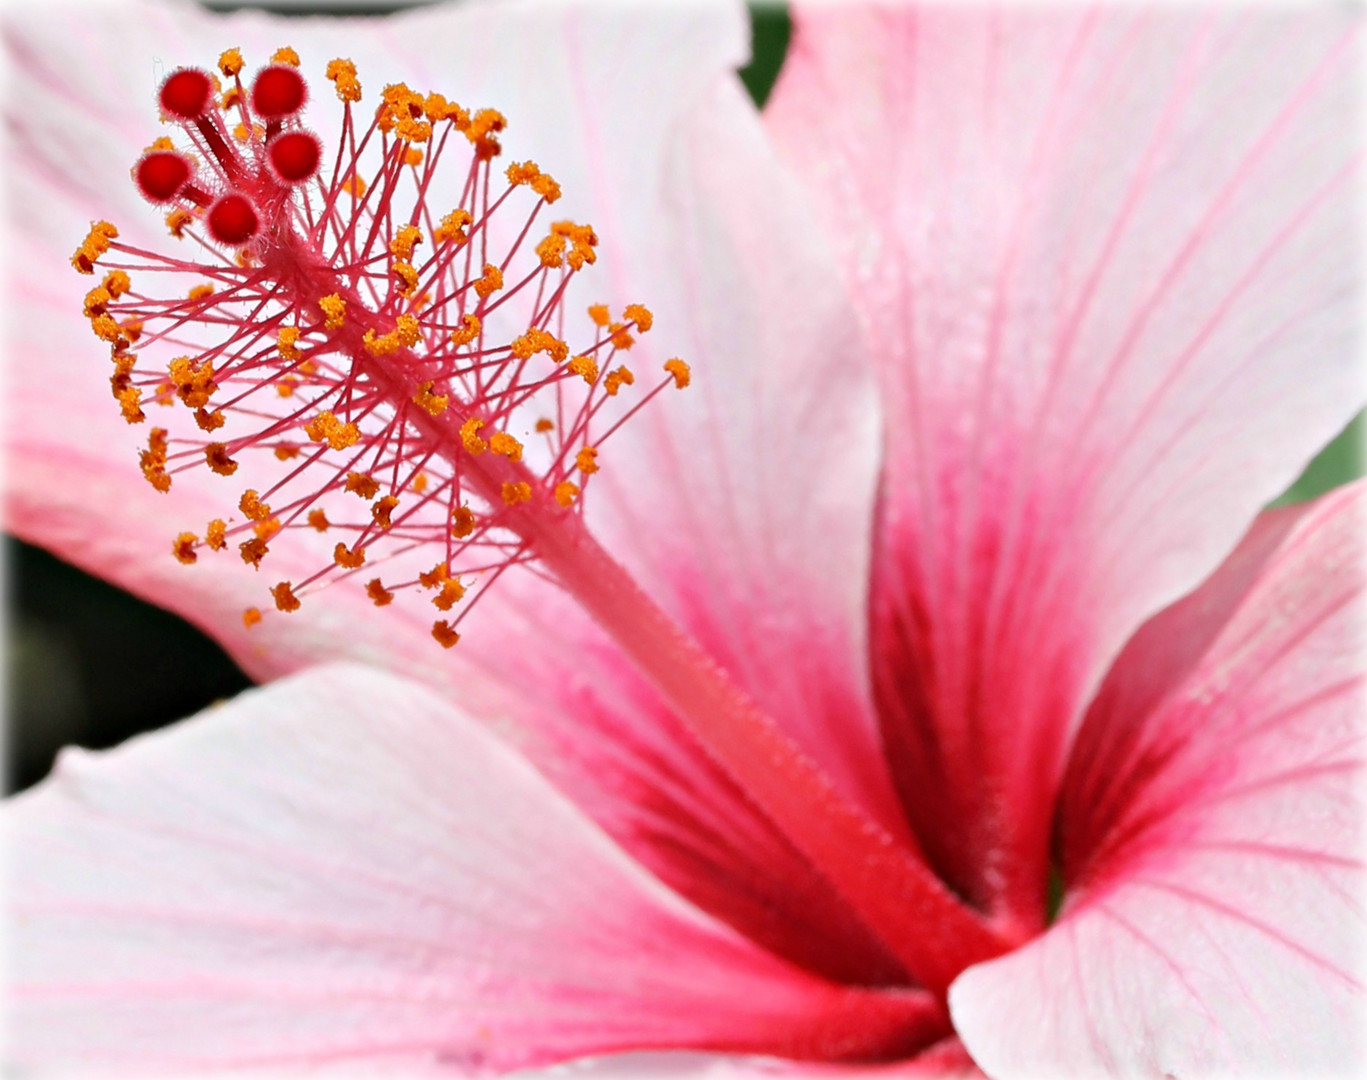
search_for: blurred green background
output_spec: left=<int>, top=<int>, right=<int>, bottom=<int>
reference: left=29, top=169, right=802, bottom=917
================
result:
left=4, top=3, right=1362, bottom=792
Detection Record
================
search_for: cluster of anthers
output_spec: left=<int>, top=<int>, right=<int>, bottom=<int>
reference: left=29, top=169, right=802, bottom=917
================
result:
left=74, top=47, right=690, bottom=648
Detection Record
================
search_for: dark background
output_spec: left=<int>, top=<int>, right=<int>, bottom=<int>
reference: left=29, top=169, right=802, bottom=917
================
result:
left=7, top=1, right=1362, bottom=793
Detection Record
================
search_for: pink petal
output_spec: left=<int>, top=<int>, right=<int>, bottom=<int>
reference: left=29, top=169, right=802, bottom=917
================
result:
left=766, top=5, right=1364, bottom=918
left=950, top=482, right=1366, bottom=1075
left=5, top=664, right=942, bottom=1073
left=6, top=2, right=906, bottom=981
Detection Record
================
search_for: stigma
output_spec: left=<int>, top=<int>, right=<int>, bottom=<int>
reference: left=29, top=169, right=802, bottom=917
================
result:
left=75, top=48, right=691, bottom=643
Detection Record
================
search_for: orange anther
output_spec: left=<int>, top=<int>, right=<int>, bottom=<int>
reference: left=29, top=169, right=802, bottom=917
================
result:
left=334, top=542, right=367, bottom=569
left=664, top=357, right=691, bottom=388
left=432, top=620, right=461, bottom=648
left=271, top=581, right=302, bottom=612
left=173, top=532, right=198, bottom=565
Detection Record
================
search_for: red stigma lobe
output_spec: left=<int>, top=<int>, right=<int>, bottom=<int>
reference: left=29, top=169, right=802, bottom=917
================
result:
left=74, top=49, right=683, bottom=640
left=159, top=69, right=213, bottom=120
left=206, top=193, right=260, bottom=244
left=250, top=65, right=307, bottom=119
left=268, top=131, right=321, bottom=183
left=135, top=152, right=193, bottom=203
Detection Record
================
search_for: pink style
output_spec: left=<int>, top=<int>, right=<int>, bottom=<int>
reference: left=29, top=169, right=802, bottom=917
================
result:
left=3, top=1, right=1363, bottom=1077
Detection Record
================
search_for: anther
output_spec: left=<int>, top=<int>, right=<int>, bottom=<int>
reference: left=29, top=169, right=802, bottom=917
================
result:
left=664, top=358, right=692, bottom=388
left=271, top=581, right=302, bottom=612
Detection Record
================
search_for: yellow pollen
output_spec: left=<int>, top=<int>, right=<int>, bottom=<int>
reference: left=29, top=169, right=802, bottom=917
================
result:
left=218, top=49, right=244, bottom=77
left=432, top=620, right=460, bottom=648
left=567, top=355, right=598, bottom=384
left=404, top=147, right=425, bottom=167
left=664, top=357, right=691, bottom=388
left=188, top=283, right=215, bottom=302
left=308, top=508, right=331, bottom=531
left=206, top=519, right=227, bottom=550
left=166, top=208, right=194, bottom=238
left=239, top=536, right=269, bottom=567
left=501, top=481, right=532, bottom=505
left=140, top=428, right=171, bottom=492
left=535, top=418, right=555, bottom=433
left=326, top=58, right=362, bottom=103
left=195, top=407, right=226, bottom=432
left=121, top=318, right=144, bottom=344
left=390, top=224, right=423, bottom=261
left=391, top=262, right=419, bottom=297
left=168, top=355, right=217, bottom=408
left=271, top=46, right=301, bottom=67
left=433, top=577, right=466, bottom=611
left=271, top=581, right=302, bottom=612
left=239, top=489, right=272, bottom=521
left=489, top=431, right=523, bottom=461
left=465, top=108, right=506, bottom=159
left=379, top=83, right=433, bottom=143
left=413, top=381, right=448, bottom=416
left=305, top=410, right=360, bottom=451
left=72, top=220, right=118, bottom=274
left=254, top=517, right=282, bottom=541
left=173, top=532, right=198, bottom=565
left=273, top=444, right=299, bottom=460
left=277, top=326, right=302, bottom=360
left=609, top=322, right=634, bottom=350
left=418, top=562, right=448, bottom=588
left=221, top=86, right=242, bottom=110
left=345, top=472, right=381, bottom=499
left=506, top=160, right=562, bottom=203
left=587, top=303, right=611, bottom=327
left=341, top=172, right=367, bottom=198
left=276, top=378, right=298, bottom=398
left=412, top=472, right=429, bottom=493
left=146, top=136, right=176, bottom=154
left=474, top=263, right=503, bottom=299
left=450, top=314, right=481, bottom=346
left=510, top=327, right=569, bottom=363
left=319, top=293, right=346, bottom=329
left=103, top=269, right=131, bottom=298
left=435, top=208, right=472, bottom=246
left=451, top=505, right=477, bottom=538
left=117, top=386, right=145, bottom=424
left=576, top=446, right=599, bottom=475
left=604, top=366, right=635, bottom=396
left=366, top=578, right=394, bottom=606
left=88, top=313, right=123, bottom=343
left=205, top=442, right=239, bottom=476
left=334, top=542, right=367, bottom=569
left=83, top=286, right=110, bottom=317
left=372, top=495, right=399, bottom=529
left=460, top=417, right=487, bottom=454
left=536, top=233, right=566, bottom=268
left=554, top=481, right=579, bottom=507
left=243, top=607, right=263, bottom=627
left=623, top=303, right=653, bottom=332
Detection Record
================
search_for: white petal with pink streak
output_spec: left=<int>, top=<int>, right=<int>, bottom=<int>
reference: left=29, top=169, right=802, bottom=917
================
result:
left=950, top=484, right=1366, bottom=1076
left=6, top=663, right=933, bottom=1075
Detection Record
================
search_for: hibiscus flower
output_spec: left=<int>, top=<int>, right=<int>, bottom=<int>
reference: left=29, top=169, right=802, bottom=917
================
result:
left=4, top=0, right=1363, bottom=1076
